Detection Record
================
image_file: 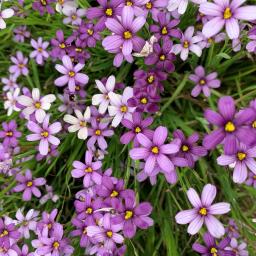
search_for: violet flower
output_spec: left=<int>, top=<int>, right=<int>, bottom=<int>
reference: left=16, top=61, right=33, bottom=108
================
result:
left=200, top=0, right=256, bottom=39
left=142, top=0, right=168, bottom=21
left=13, top=169, right=46, bottom=201
left=225, top=219, right=240, bottom=239
left=32, top=0, right=55, bottom=15
left=50, top=30, right=69, bottom=59
left=79, top=22, right=102, bottom=48
left=37, top=209, right=58, bottom=234
left=102, top=6, right=146, bottom=57
left=0, top=120, right=21, bottom=148
left=9, top=51, right=29, bottom=78
left=189, top=66, right=221, bottom=97
left=30, top=37, right=49, bottom=65
left=203, top=96, right=255, bottom=154
left=225, top=238, right=248, bottom=256
left=245, top=171, right=256, bottom=188
left=120, top=0, right=149, bottom=16
left=0, top=217, right=20, bottom=244
left=13, top=26, right=30, bottom=43
left=246, top=27, right=256, bottom=53
left=129, top=126, right=180, bottom=174
left=54, top=55, right=89, bottom=92
left=26, top=115, right=62, bottom=156
left=71, top=150, right=102, bottom=187
left=175, top=184, right=230, bottom=238
left=192, top=232, right=234, bottom=256
left=1, top=75, right=19, bottom=92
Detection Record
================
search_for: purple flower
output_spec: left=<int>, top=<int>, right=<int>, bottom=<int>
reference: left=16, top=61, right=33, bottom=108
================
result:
left=37, top=209, right=58, bottom=235
left=30, top=37, right=49, bottom=65
left=113, top=190, right=153, bottom=238
left=1, top=75, right=19, bottom=92
left=39, top=185, right=59, bottom=204
left=0, top=242, right=19, bottom=256
left=0, top=120, right=21, bottom=148
left=62, top=7, right=86, bottom=26
left=86, top=0, right=123, bottom=29
left=145, top=38, right=176, bottom=72
left=120, top=0, right=148, bottom=16
left=200, top=0, right=256, bottom=39
left=246, top=26, right=256, bottom=53
left=225, top=219, right=240, bottom=239
left=143, top=0, right=168, bottom=21
left=175, top=184, right=230, bottom=238
left=13, top=26, right=30, bottom=43
left=203, top=96, right=255, bottom=154
left=225, top=238, right=248, bottom=256
left=9, top=51, right=29, bottom=78
left=189, top=66, right=221, bottom=97
left=173, top=129, right=207, bottom=168
left=0, top=217, right=20, bottom=244
left=245, top=171, right=256, bottom=188
left=102, top=6, right=146, bottom=57
left=66, top=39, right=90, bottom=64
left=120, top=112, right=153, bottom=146
left=217, top=143, right=256, bottom=183
left=150, top=12, right=181, bottom=39
left=26, top=115, right=62, bottom=156
left=171, top=26, right=203, bottom=61
left=54, top=55, right=89, bottom=92
left=192, top=232, right=234, bottom=256
left=50, top=30, right=70, bottom=59
left=129, top=126, right=180, bottom=174
left=71, top=150, right=102, bottom=187
left=32, top=0, right=55, bottom=15
left=13, top=170, right=46, bottom=201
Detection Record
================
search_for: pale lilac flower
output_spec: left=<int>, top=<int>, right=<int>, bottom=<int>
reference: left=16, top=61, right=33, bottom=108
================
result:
left=0, top=8, right=14, bottom=29
left=245, top=171, right=256, bottom=188
left=63, top=107, right=91, bottom=140
left=108, top=87, right=135, bottom=127
left=54, top=55, right=89, bottom=92
left=13, top=169, right=46, bottom=201
left=30, top=37, right=49, bottom=65
left=17, top=88, right=56, bottom=123
left=121, top=0, right=149, bottom=16
left=4, top=88, right=21, bottom=116
left=246, top=27, right=256, bottom=53
left=9, top=51, right=29, bottom=78
left=13, top=25, right=30, bottom=43
left=171, top=26, right=203, bottom=61
left=167, top=0, right=205, bottom=15
left=0, top=120, right=21, bottom=148
left=1, top=75, right=19, bottom=92
left=40, top=185, right=59, bottom=204
left=92, top=75, right=116, bottom=114
left=56, top=0, right=77, bottom=13
left=225, top=238, right=248, bottom=256
left=62, top=7, right=86, bottom=25
left=200, top=0, right=256, bottom=39
left=189, top=66, right=221, bottom=97
left=197, top=31, right=226, bottom=49
left=15, top=208, right=39, bottom=239
left=175, top=184, right=231, bottom=238
left=26, top=115, right=62, bottom=155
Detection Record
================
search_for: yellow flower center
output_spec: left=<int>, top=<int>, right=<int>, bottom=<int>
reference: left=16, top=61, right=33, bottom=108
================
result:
left=47, top=223, right=52, bottom=229
left=224, top=121, right=236, bottom=132
left=53, top=241, right=60, bottom=249
left=159, top=54, right=166, bottom=61
left=210, top=247, right=218, bottom=256
left=5, top=131, right=13, bottom=137
left=83, top=227, right=87, bottom=234
left=27, top=181, right=33, bottom=187
left=199, top=79, right=206, bottom=85
left=86, top=207, right=93, bottom=214
left=58, top=0, right=64, bottom=4
left=106, top=231, right=113, bottom=237
left=105, top=8, right=113, bottom=16
left=110, top=190, right=119, bottom=197
left=79, top=121, right=86, bottom=127
left=146, top=2, right=152, bottom=9
left=59, top=43, right=66, bottom=49
left=223, top=7, right=232, bottom=19
left=135, top=127, right=141, bottom=133
left=126, top=1, right=133, bottom=6
left=199, top=207, right=207, bottom=216
left=253, top=175, right=256, bottom=180
left=75, top=48, right=82, bottom=52
left=38, top=47, right=43, bottom=53
left=35, top=102, right=41, bottom=109
left=40, top=0, right=47, bottom=5
left=252, top=120, right=256, bottom=128
left=208, top=38, right=214, bottom=44
left=72, top=15, right=77, bottom=20
left=151, top=146, right=159, bottom=154
left=85, top=167, right=93, bottom=173
left=140, top=97, right=148, bottom=104
left=95, top=129, right=101, bottom=135
left=147, top=75, right=154, bottom=84
left=87, top=29, right=94, bottom=35
left=0, top=230, right=8, bottom=237
left=237, top=152, right=246, bottom=161
left=120, top=105, right=128, bottom=113
left=69, top=71, right=75, bottom=77
left=125, top=210, right=133, bottom=220
left=123, top=31, right=132, bottom=39
left=41, top=131, right=49, bottom=138
left=161, top=26, right=168, bottom=35
left=183, top=41, right=189, bottom=48
left=182, top=145, right=189, bottom=152
left=18, top=63, right=25, bottom=68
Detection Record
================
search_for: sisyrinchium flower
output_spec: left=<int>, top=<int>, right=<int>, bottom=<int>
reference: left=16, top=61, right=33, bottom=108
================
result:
left=30, top=37, right=49, bottom=65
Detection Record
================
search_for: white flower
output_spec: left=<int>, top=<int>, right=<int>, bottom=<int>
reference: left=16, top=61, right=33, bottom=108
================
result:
left=92, top=75, right=116, bottom=114
left=133, top=36, right=157, bottom=57
left=4, top=88, right=20, bottom=116
left=56, top=0, right=78, bottom=13
left=167, top=0, right=205, bottom=15
left=0, top=8, right=14, bottom=29
left=64, top=107, right=91, bottom=140
left=108, top=87, right=135, bottom=127
left=17, top=88, right=56, bottom=123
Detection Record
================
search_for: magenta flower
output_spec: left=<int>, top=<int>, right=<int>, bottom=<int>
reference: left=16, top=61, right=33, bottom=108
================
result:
left=71, top=150, right=102, bottom=187
left=30, top=37, right=49, bottom=65
left=54, top=55, right=89, bottom=92
left=9, top=51, right=29, bottom=78
left=13, top=169, right=46, bottom=201
left=0, top=120, right=21, bottom=148
left=189, top=66, right=221, bottom=97
left=175, top=184, right=230, bottom=238
left=129, top=126, right=180, bottom=174
left=200, top=0, right=256, bottom=39
left=26, top=115, right=62, bottom=156
left=217, top=143, right=256, bottom=184
left=102, top=6, right=146, bottom=57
